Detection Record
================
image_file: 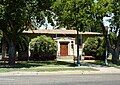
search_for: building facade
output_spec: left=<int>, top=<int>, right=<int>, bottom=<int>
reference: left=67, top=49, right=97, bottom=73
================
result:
left=23, top=29, right=102, bottom=59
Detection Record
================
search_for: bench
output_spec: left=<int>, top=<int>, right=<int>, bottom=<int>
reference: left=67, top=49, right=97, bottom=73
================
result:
left=84, top=56, right=95, bottom=60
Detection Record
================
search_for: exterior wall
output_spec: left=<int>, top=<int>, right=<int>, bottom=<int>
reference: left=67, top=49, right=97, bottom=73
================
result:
left=23, top=31, right=102, bottom=60
left=54, top=37, right=75, bottom=57
left=54, top=36, right=83, bottom=58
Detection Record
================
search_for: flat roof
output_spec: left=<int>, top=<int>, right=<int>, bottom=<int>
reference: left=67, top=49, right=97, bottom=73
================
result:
left=23, top=29, right=102, bottom=35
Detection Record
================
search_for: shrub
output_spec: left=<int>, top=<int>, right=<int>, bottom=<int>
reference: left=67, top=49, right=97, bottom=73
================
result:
left=29, top=35, right=57, bottom=61
left=83, top=37, right=105, bottom=60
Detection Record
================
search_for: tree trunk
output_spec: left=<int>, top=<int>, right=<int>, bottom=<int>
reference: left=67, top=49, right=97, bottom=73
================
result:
left=112, top=48, right=119, bottom=64
left=8, top=40, right=16, bottom=65
left=100, top=22, right=109, bottom=65
left=2, top=37, right=7, bottom=63
left=112, top=34, right=120, bottom=63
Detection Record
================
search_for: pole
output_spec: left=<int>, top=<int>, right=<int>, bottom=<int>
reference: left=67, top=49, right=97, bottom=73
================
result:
left=74, top=0, right=80, bottom=66
left=105, top=28, right=108, bottom=65
left=77, top=28, right=80, bottom=66
left=105, top=43, right=108, bottom=65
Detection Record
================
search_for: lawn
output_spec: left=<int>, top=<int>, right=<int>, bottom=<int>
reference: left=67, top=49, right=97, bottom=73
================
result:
left=0, top=61, right=97, bottom=73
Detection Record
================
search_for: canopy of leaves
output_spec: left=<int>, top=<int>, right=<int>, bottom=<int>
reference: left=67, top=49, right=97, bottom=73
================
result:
left=0, top=0, right=53, bottom=40
left=52, top=0, right=94, bottom=31
left=52, top=0, right=113, bottom=32
left=110, top=0, right=120, bottom=34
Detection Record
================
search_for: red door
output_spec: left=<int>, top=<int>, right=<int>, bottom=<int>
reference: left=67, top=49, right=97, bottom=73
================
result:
left=60, top=42, right=68, bottom=56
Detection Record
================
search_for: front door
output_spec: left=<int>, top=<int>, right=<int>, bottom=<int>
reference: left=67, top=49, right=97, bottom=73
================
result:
left=60, top=42, right=68, bottom=56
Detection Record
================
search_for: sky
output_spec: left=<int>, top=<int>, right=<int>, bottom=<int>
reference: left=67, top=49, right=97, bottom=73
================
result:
left=103, top=17, right=111, bottom=27
left=40, top=17, right=53, bottom=29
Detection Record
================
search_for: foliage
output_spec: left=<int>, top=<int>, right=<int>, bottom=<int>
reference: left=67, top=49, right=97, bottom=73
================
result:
left=0, top=0, right=53, bottom=65
left=52, top=0, right=113, bottom=65
left=109, top=32, right=118, bottom=49
left=83, top=37, right=105, bottom=59
left=16, top=35, right=30, bottom=61
left=52, top=0, right=94, bottom=31
left=90, top=0, right=113, bottom=33
left=110, top=0, right=120, bottom=31
left=52, top=0, right=113, bottom=32
left=0, top=0, right=53, bottom=39
left=29, top=35, right=57, bottom=60
left=108, top=0, right=120, bottom=63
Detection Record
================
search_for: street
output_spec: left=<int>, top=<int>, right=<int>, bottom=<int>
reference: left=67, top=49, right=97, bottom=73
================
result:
left=0, top=74, right=120, bottom=85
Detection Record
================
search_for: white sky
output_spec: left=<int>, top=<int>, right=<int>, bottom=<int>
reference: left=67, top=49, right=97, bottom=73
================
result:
left=103, top=17, right=111, bottom=27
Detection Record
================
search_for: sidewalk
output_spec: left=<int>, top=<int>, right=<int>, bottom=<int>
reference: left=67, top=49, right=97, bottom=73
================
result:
left=0, top=66, right=120, bottom=76
left=91, top=66, right=120, bottom=74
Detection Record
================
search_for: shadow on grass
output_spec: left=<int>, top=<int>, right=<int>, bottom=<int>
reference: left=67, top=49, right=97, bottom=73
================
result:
left=82, top=60, right=120, bottom=67
left=0, top=62, right=42, bottom=68
left=0, top=61, right=76, bottom=68
left=55, top=61, right=75, bottom=67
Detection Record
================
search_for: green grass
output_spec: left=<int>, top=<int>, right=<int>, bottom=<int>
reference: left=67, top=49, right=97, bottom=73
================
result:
left=85, top=60, right=120, bottom=66
left=0, top=67, right=97, bottom=73
left=0, top=61, right=74, bottom=68
left=0, top=61, right=97, bottom=73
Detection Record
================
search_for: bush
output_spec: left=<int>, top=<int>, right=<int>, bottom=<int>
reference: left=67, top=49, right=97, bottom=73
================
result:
left=29, top=35, right=57, bottom=61
left=83, top=37, right=105, bottom=60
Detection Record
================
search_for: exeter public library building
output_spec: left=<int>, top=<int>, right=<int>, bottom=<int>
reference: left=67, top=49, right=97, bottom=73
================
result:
left=0, top=28, right=102, bottom=61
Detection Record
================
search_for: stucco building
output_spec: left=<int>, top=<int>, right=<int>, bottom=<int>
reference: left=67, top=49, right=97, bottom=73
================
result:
left=23, top=29, right=102, bottom=60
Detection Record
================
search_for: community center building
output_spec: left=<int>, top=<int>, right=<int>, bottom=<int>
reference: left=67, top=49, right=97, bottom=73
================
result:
left=23, top=28, right=102, bottom=60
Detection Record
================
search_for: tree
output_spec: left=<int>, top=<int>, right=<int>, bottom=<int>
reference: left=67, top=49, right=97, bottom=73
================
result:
left=0, top=0, right=53, bottom=65
left=92, top=0, right=120, bottom=63
left=52, top=0, right=95, bottom=66
left=52, top=0, right=113, bottom=65
left=109, top=0, right=120, bottom=63
left=90, top=0, right=113, bottom=65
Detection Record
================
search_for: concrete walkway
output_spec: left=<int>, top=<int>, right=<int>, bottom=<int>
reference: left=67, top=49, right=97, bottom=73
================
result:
left=0, top=66, right=120, bottom=76
left=91, top=67, right=120, bottom=74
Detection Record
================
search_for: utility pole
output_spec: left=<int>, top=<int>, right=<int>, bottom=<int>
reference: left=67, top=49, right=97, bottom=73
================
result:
left=77, top=28, right=80, bottom=66
left=74, top=0, right=80, bottom=66
left=105, top=27, right=109, bottom=65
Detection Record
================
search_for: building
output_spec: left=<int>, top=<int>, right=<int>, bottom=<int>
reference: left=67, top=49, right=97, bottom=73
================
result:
left=23, top=29, right=102, bottom=60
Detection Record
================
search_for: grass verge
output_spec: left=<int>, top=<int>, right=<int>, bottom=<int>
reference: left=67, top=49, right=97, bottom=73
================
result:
left=0, top=61, right=97, bottom=73
left=0, top=67, right=97, bottom=73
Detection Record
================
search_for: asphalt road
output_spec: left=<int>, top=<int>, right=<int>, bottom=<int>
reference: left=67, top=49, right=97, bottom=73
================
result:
left=0, top=74, right=120, bottom=85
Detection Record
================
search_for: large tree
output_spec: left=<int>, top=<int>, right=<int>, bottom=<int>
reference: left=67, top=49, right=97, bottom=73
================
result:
left=0, top=0, right=53, bottom=65
left=91, top=0, right=113, bottom=65
left=52, top=0, right=113, bottom=65
left=52, top=0, right=94, bottom=66
left=109, top=0, right=120, bottom=63
left=92, top=0, right=120, bottom=63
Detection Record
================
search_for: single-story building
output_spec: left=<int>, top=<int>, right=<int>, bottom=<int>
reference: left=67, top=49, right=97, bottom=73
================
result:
left=23, top=28, right=102, bottom=60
